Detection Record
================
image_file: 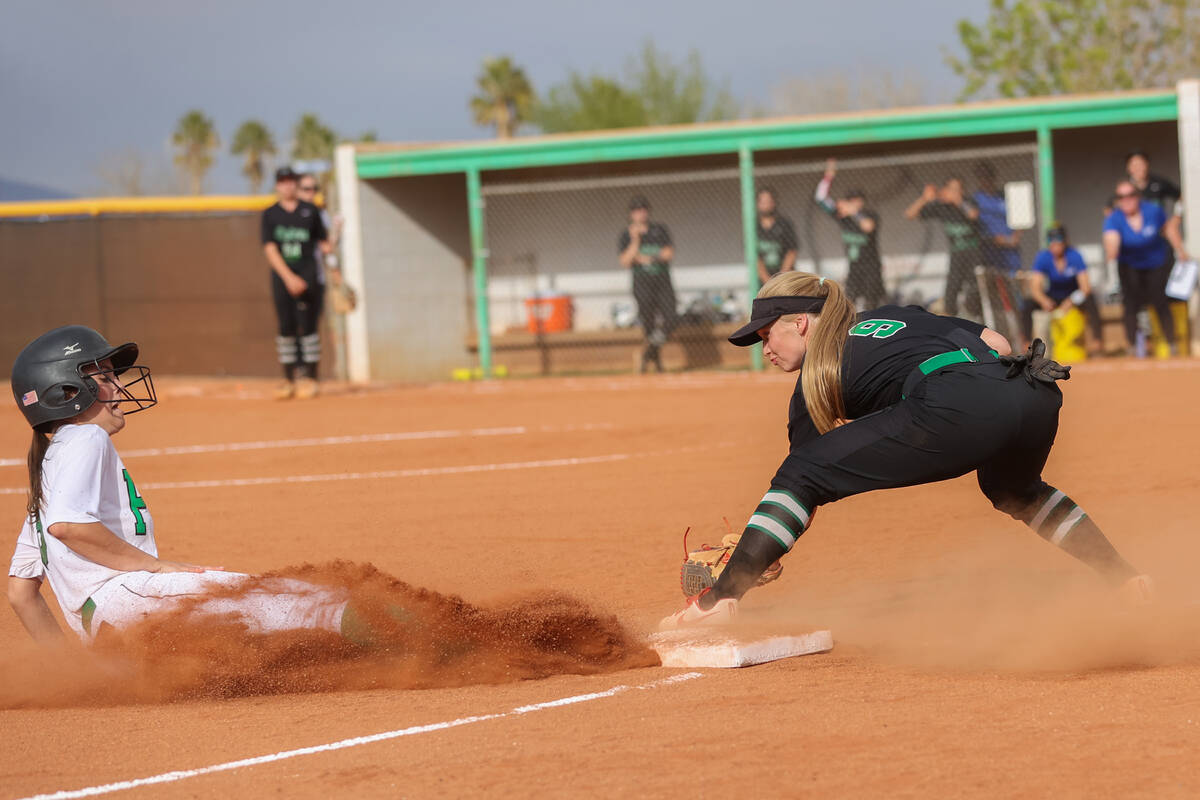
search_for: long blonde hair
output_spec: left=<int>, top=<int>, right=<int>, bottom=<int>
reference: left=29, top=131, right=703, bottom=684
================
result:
left=758, top=272, right=857, bottom=434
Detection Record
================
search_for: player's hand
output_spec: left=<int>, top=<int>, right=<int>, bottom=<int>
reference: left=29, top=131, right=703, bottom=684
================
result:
left=922, top=184, right=937, bottom=202
left=285, top=273, right=309, bottom=297
left=151, top=559, right=222, bottom=574
left=824, top=158, right=837, bottom=177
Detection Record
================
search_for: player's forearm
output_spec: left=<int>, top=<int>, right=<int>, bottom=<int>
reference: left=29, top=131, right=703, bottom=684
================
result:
left=1102, top=232, right=1121, bottom=262
left=263, top=244, right=297, bottom=280
left=757, top=260, right=770, bottom=284
left=904, top=198, right=926, bottom=219
left=658, top=246, right=674, bottom=264
left=980, top=327, right=1012, bottom=356
left=619, top=242, right=640, bottom=269
left=8, top=577, right=65, bottom=644
left=1163, top=216, right=1187, bottom=257
left=814, top=175, right=834, bottom=212
left=781, top=250, right=797, bottom=273
left=48, top=522, right=160, bottom=572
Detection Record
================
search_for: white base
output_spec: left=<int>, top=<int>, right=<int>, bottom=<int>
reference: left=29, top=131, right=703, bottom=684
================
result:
left=649, top=629, right=833, bottom=668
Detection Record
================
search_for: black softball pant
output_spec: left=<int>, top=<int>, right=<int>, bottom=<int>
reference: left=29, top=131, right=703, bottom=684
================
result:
left=845, top=262, right=886, bottom=310
left=774, top=362, right=1061, bottom=525
left=632, top=273, right=678, bottom=346
left=943, top=254, right=982, bottom=317
left=271, top=271, right=324, bottom=374
left=1118, top=261, right=1176, bottom=347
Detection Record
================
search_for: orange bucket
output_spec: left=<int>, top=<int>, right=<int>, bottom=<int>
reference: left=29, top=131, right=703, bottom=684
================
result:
left=525, top=295, right=573, bottom=333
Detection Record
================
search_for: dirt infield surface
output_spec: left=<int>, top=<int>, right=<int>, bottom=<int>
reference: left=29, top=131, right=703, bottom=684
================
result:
left=2, top=361, right=1199, bottom=798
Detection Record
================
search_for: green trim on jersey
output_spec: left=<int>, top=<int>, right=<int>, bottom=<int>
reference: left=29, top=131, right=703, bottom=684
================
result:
left=81, top=597, right=96, bottom=634
left=34, top=515, right=47, bottom=567
left=122, top=469, right=148, bottom=535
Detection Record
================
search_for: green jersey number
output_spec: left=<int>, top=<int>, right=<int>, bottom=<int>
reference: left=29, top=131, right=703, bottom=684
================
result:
left=850, top=319, right=907, bottom=339
left=122, top=469, right=148, bottom=535
left=281, top=241, right=302, bottom=261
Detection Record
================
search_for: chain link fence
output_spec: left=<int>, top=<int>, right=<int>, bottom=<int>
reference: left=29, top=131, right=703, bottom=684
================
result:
left=477, top=143, right=1043, bottom=376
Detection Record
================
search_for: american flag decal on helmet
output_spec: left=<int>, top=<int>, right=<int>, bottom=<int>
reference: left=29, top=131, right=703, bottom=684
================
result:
left=21, top=390, right=37, bottom=406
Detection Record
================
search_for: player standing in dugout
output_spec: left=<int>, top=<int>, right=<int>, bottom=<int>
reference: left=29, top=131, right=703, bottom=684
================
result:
left=814, top=159, right=885, bottom=309
left=755, top=187, right=799, bottom=285
left=905, top=178, right=986, bottom=318
left=618, top=195, right=677, bottom=373
left=262, top=166, right=328, bottom=399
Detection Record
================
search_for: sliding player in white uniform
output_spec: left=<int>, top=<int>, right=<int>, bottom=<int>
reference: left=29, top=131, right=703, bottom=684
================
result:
left=7, top=325, right=355, bottom=644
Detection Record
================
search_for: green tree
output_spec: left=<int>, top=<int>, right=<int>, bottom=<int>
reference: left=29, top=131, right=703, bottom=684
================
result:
left=291, top=113, right=338, bottom=162
left=171, top=110, right=220, bottom=195
left=470, top=56, right=535, bottom=138
left=533, top=74, right=648, bottom=133
left=625, top=41, right=739, bottom=125
left=948, top=0, right=1200, bottom=100
left=533, top=41, right=740, bottom=134
left=230, top=120, right=276, bottom=194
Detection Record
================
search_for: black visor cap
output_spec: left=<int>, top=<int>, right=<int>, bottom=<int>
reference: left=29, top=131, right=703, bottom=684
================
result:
left=728, top=295, right=826, bottom=346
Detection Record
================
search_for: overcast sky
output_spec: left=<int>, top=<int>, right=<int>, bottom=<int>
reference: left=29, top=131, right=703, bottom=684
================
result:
left=1, top=0, right=992, bottom=196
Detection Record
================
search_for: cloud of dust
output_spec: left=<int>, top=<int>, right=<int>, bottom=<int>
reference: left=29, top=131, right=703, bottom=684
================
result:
left=0, top=562, right=658, bottom=709
left=743, top=523, right=1200, bottom=674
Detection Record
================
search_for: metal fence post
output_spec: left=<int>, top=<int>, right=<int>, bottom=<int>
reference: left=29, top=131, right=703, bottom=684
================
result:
left=466, top=166, right=492, bottom=377
left=1036, top=124, right=1056, bottom=226
left=739, top=143, right=764, bottom=371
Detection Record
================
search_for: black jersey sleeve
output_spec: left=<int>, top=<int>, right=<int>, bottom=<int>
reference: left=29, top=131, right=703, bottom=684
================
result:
left=945, top=315, right=986, bottom=336
left=780, top=217, right=799, bottom=253
left=917, top=203, right=943, bottom=221
left=1152, top=174, right=1182, bottom=200
left=617, top=229, right=631, bottom=254
left=656, top=222, right=673, bottom=247
left=261, top=208, right=274, bottom=245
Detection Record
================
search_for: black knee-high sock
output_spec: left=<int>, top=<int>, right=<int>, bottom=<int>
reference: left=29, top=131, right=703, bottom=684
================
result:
left=699, top=487, right=811, bottom=609
left=1023, top=487, right=1138, bottom=585
left=701, top=527, right=787, bottom=609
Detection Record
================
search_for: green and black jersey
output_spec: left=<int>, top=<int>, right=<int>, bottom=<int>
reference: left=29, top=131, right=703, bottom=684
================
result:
left=756, top=215, right=799, bottom=276
left=618, top=222, right=673, bottom=279
left=262, top=200, right=328, bottom=276
left=919, top=202, right=983, bottom=257
left=787, top=304, right=986, bottom=447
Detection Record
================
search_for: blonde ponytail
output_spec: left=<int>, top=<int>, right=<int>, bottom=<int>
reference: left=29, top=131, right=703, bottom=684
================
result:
left=758, top=272, right=857, bottom=434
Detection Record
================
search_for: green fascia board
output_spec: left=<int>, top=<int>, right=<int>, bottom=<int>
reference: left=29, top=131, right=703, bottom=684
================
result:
left=356, top=91, right=1178, bottom=180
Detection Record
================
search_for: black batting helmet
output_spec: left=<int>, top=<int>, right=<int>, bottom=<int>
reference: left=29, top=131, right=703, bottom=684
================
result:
left=10, top=325, right=155, bottom=430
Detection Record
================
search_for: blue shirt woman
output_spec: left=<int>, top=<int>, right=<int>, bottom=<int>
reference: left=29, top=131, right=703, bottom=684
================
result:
left=1101, top=181, right=1186, bottom=353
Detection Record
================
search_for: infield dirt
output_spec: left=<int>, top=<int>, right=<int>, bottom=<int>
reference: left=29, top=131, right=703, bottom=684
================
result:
left=1, top=362, right=1198, bottom=797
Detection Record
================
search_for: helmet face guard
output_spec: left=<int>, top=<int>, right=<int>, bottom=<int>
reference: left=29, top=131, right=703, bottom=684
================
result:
left=12, top=326, right=157, bottom=430
left=80, top=361, right=158, bottom=417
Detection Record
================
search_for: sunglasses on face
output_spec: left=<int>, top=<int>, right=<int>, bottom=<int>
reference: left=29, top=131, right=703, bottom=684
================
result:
left=1116, top=192, right=1138, bottom=199
left=299, top=185, right=317, bottom=192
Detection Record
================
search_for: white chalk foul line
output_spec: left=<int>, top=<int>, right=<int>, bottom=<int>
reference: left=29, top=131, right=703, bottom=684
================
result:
left=0, top=423, right=615, bottom=468
left=0, top=441, right=734, bottom=495
left=15, top=672, right=703, bottom=800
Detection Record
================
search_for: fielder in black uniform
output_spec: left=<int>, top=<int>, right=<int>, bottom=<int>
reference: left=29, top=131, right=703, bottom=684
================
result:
left=262, top=166, right=328, bottom=399
left=661, top=271, right=1151, bottom=628
left=814, top=159, right=885, bottom=309
left=906, top=178, right=985, bottom=318
left=755, top=187, right=799, bottom=284
left=618, top=195, right=677, bottom=372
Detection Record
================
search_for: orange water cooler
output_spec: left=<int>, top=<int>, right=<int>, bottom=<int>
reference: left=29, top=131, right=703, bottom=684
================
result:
left=525, top=295, right=573, bottom=333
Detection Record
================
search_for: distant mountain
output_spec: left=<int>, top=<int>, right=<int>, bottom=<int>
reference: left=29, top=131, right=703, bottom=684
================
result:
left=0, top=178, right=74, bottom=202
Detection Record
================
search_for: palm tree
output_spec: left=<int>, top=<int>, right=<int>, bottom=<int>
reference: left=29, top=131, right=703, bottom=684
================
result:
left=171, top=110, right=220, bottom=195
left=230, top=120, right=276, bottom=194
left=291, top=113, right=338, bottom=162
left=470, top=56, right=534, bottom=138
